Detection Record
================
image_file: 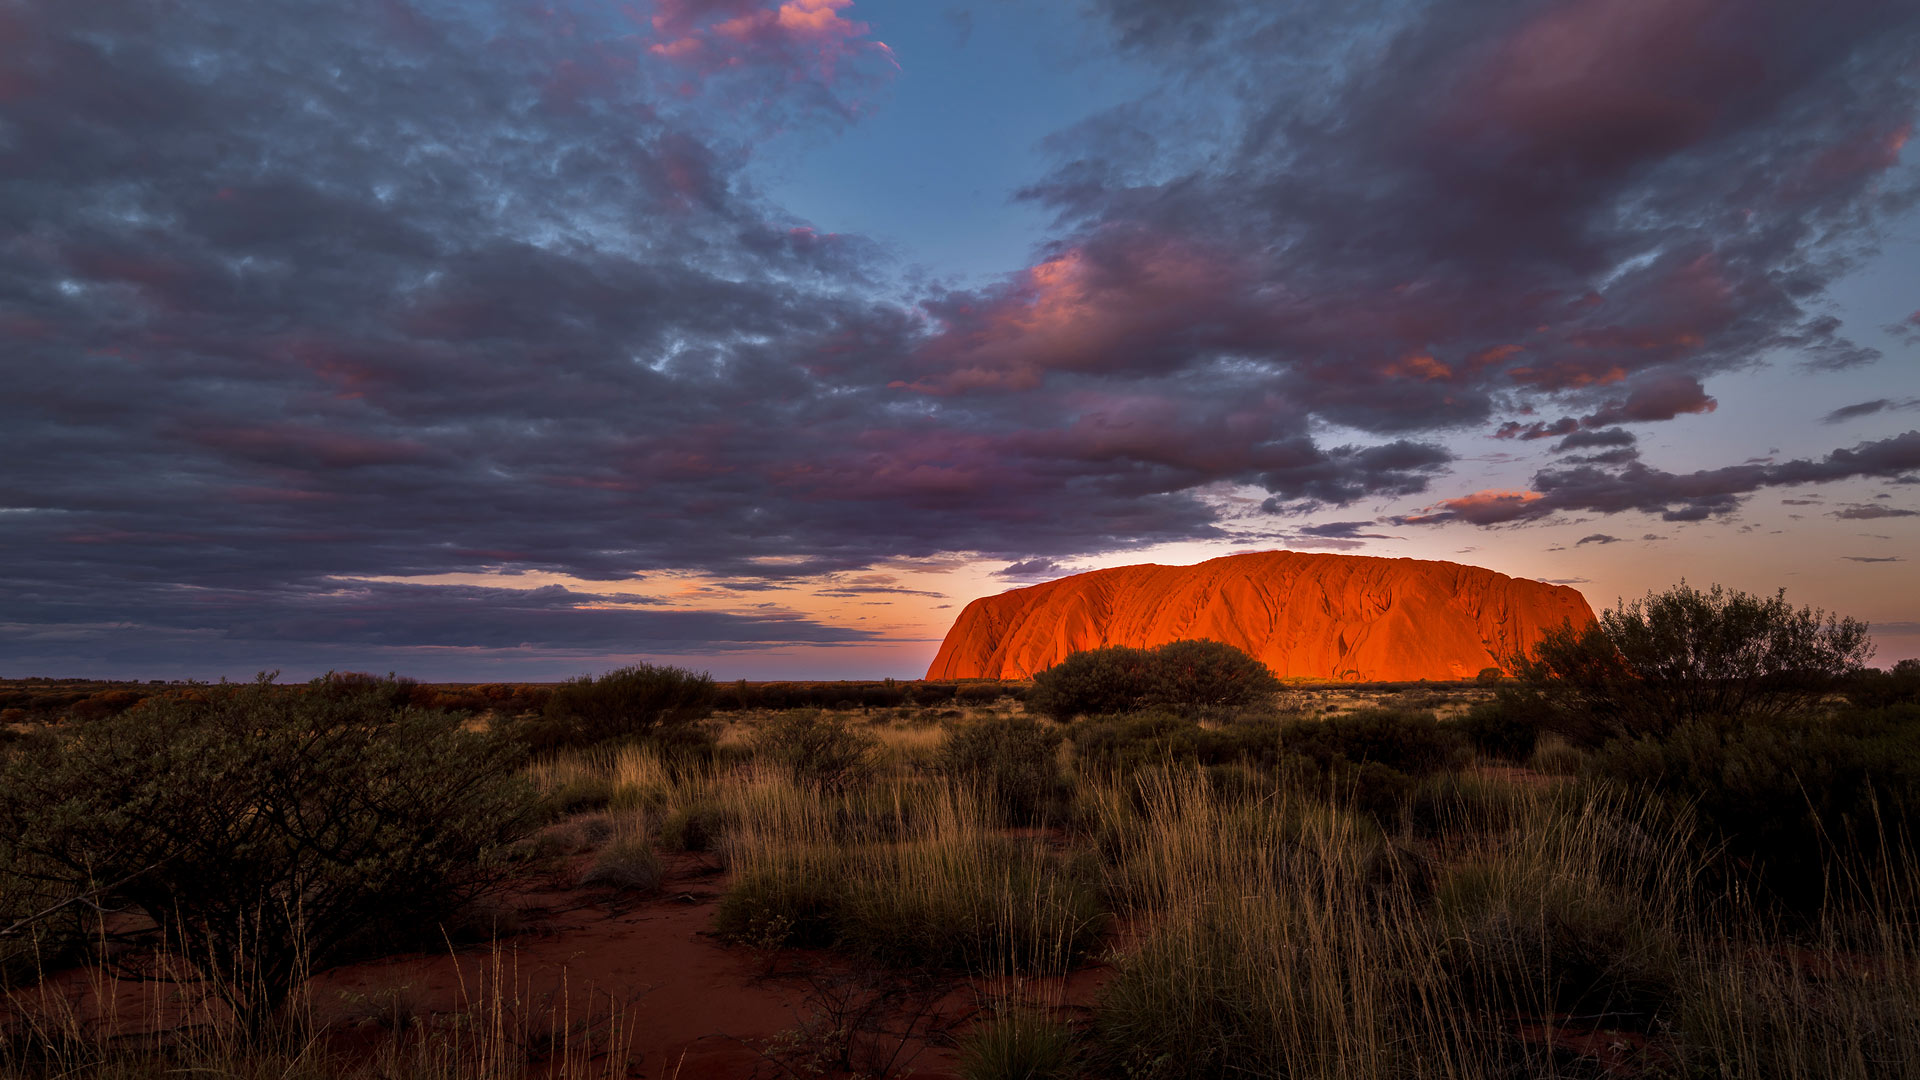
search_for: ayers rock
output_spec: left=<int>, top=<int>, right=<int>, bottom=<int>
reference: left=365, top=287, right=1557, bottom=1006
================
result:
left=926, top=551, right=1595, bottom=682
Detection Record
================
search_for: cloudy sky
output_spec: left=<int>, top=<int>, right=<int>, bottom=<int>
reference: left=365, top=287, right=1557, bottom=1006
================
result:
left=4, top=0, right=1918, bottom=681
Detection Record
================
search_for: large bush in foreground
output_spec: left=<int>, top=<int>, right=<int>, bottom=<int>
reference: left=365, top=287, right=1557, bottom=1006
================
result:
left=0, top=675, right=539, bottom=1022
left=1515, top=582, right=1872, bottom=746
left=1030, top=640, right=1279, bottom=721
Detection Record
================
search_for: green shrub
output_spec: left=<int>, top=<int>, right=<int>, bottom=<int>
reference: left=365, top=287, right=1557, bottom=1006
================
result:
left=316, top=669, right=419, bottom=709
left=515, top=663, right=715, bottom=754
left=1589, top=705, right=1920, bottom=913
left=1146, top=639, right=1283, bottom=718
left=941, top=718, right=1067, bottom=825
left=1028, top=646, right=1158, bottom=721
left=1515, top=583, right=1872, bottom=747
left=0, top=674, right=539, bottom=1023
left=753, top=710, right=878, bottom=792
left=1029, top=641, right=1280, bottom=722
left=1073, top=712, right=1282, bottom=776
left=1279, top=708, right=1467, bottom=777
left=1456, top=693, right=1543, bottom=762
left=955, top=683, right=1006, bottom=707
left=958, top=1010, right=1077, bottom=1080
left=1336, top=760, right=1420, bottom=828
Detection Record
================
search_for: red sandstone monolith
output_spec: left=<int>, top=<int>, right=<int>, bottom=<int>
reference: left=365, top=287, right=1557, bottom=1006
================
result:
left=926, top=550, right=1595, bottom=682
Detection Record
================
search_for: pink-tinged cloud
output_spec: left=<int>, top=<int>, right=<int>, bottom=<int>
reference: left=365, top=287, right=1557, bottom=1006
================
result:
left=900, top=235, right=1261, bottom=394
left=646, top=0, right=894, bottom=91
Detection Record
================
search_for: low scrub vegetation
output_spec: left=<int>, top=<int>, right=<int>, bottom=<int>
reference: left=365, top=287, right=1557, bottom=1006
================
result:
left=0, top=674, right=541, bottom=1026
left=511, top=662, right=715, bottom=754
left=5, top=585, right=1919, bottom=1079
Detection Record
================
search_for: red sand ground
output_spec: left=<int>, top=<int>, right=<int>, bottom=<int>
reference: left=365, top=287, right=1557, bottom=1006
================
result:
left=6, top=850, right=1114, bottom=1079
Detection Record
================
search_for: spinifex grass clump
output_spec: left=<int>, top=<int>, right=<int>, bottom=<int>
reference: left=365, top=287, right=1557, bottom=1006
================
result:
left=712, top=771, right=1106, bottom=973
left=1077, top=767, right=1710, bottom=1080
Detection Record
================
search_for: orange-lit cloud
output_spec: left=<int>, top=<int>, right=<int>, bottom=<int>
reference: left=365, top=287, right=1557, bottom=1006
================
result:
left=899, top=236, right=1251, bottom=394
left=647, top=0, right=894, bottom=86
left=1405, top=489, right=1545, bottom=526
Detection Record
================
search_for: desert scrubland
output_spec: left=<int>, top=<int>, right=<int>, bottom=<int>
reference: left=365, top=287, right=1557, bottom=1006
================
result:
left=3, top=585, right=1918, bottom=1080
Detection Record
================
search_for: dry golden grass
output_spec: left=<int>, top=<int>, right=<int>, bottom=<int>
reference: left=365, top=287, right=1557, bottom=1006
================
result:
left=11, top=692, right=1920, bottom=1080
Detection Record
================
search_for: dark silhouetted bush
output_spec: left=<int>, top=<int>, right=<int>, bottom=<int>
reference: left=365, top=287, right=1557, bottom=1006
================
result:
left=1280, top=708, right=1467, bottom=777
left=316, top=670, right=419, bottom=709
left=1074, top=712, right=1282, bottom=776
left=1457, top=693, right=1544, bottom=763
left=1847, top=658, right=1920, bottom=709
left=0, top=674, right=539, bottom=1023
left=1515, top=583, right=1872, bottom=747
left=1589, top=704, right=1920, bottom=913
left=941, top=717, right=1067, bottom=824
left=955, top=682, right=1007, bottom=706
left=1030, top=640, right=1278, bottom=721
left=1147, top=639, right=1284, bottom=718
left=515, top=663, right=714, bottom=754
left=1029, top=646, right=1159, bottom=721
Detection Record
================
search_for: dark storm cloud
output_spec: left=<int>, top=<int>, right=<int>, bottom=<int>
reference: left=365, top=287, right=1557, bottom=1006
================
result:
left=1552, top=428, right=1636, bottom=453
left=1299, top=521, right=1399, bottom=540
left=1833, top=504, right=1918, bottom=520
left=1398, top=430, right=1920, bottom=526
left=0, top=0, right=1243, bottom=668
left=1497, top=374, right=1717, bottom=441
left=1575, top=534, right=1621, bottom=545
left=0, top=577, right=877, bottom=681
left=4, top=0, right=1919, bottom=672
left=1031, top=0, right=1918, bottom=429
left=1823, top=398, right=1920, bottom=424
left=1844, top=556, right=1904, bottom=563
left=993, top=557, right=1085, bottom=582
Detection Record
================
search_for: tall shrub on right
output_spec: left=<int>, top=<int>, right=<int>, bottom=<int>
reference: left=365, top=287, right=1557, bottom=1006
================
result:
left=1513, top=581, right=1905, bottom=913
left=1514, top=582, right=1871, bottom=746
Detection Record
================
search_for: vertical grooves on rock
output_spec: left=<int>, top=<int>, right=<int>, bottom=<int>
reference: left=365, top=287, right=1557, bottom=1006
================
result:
left=924, top=551, right=1596, bottom=681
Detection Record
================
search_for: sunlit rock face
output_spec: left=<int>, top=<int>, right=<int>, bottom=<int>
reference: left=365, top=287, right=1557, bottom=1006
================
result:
left=927, top=551, right=1595, bottom=682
